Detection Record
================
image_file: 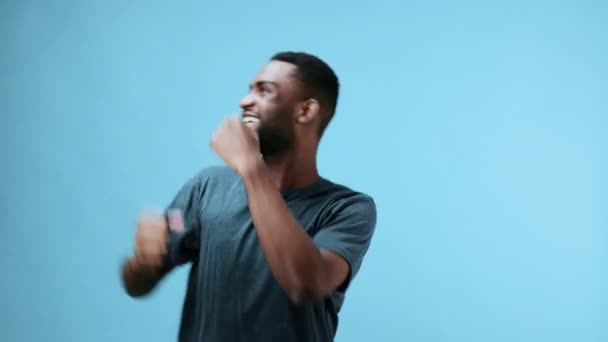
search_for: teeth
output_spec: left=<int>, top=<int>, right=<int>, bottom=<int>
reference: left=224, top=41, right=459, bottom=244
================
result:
left=243, top=117, right=258, bottom=123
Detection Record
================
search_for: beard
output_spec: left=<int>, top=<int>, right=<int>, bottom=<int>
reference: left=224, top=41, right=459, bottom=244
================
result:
left=257, top=119, right=295, bottom=158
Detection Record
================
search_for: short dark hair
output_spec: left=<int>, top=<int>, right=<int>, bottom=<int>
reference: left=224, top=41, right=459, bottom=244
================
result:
left=271, top=51, right=339, bottom=138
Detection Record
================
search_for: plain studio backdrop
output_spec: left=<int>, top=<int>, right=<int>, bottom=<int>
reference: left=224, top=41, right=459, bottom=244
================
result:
left=1, top=1, right=606, bottom=341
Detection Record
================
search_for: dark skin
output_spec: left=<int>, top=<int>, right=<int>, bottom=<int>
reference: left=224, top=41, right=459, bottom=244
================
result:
left=122, top=60, right=349, bottom=304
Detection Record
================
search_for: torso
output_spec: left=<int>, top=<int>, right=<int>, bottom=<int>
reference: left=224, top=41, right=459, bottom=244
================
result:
left=175, top=166, right=359, bottom=342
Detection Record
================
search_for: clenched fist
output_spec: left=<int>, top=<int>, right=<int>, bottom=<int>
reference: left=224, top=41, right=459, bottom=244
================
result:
left=130, top=209, right=184, bottom=274
left=211, top=116, right=261, bottom=175
left=131, top=212, right=169, bottom=273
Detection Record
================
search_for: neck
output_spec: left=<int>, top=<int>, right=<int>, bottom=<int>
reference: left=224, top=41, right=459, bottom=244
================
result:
left=262, top=146, right=319, bottom=191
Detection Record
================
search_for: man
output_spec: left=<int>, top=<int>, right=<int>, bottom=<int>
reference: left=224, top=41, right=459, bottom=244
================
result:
left=121, top=51, right=377, bottom=342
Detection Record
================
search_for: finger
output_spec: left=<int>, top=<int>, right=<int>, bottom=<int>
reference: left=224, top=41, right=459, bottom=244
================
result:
left=140, top=245, right=160, bottom=268
left=158, top=228, right=168, bottom=256
left=160, top=232, right=168, bottom=254
left=142, top=248, right=159, bottom=268
left=135, top=246, right=145, bottom=266
left=139, top=209, right=164, bottom=223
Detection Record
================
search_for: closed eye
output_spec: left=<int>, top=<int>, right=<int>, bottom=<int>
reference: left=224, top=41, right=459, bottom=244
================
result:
left=249, top=81, right=278, bottom=95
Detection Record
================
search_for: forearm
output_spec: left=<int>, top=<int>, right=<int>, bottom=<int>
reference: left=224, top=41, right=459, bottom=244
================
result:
left=240, top=160, right=327, bottom=303
left=121, top=257, right=168, bottom=297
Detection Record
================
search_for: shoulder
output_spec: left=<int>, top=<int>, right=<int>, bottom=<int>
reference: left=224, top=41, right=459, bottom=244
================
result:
left=173, top=165, right=239, bottom=197
left=310, top=179, right=377, bottom=274
left=316, top=178, right=377, bottom=227
left=321, top=178, right=376, bottom=211
left=190, top=165, right=239, bottom=184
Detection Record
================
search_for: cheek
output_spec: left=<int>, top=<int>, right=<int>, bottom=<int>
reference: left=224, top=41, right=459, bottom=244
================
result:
left=261, top=96, right=281, bottom=110
left=260, top=100, right=286, bottom=120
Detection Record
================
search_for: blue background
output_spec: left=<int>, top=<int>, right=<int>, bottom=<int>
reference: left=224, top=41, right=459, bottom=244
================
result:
left=1, top=1, right=606, bottom=341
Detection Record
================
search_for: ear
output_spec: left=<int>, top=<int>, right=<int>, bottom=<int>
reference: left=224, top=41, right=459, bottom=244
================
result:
left=296, top=99, right=320, bottom=126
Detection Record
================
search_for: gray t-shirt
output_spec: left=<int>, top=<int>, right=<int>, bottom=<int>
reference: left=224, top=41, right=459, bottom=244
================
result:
left=163, top=165, right=377, bottom=342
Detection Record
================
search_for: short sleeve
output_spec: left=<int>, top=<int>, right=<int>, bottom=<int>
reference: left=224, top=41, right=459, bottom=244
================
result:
left=163, top=171, right=205, bottom=269
left=313, top=193, right=377, bottom=292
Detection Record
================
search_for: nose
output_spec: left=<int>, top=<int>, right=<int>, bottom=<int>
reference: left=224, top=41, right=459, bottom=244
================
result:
left=239, top=92, right=255, bottom=109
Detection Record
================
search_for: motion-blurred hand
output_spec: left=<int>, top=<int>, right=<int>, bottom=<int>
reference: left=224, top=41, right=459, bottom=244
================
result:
left=131, top=211, right=170, bottom=274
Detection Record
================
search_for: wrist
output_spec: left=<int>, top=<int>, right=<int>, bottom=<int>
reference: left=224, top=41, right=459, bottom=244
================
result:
left=238, top=154, right=266, bottom=180
left=126, top=256, right=165, bottom=277
left=125, top=257, right=144, bottom=274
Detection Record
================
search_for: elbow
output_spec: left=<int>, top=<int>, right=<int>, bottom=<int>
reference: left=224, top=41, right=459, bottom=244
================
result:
left=121, top=277, right=149, bottom=298
left=123, top=284, right=151, bottom=298
left=286, top=278, right=326, bottom=306
left=121, top=272, right=160, bottom=298
left=120, top=261, right=161, bottom=299
left=287, top=287, right=320, bottom=306
left=284, top=258, right=335, bottom=305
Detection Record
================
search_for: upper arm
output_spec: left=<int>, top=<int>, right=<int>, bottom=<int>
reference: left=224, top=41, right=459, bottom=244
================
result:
left=319, top=248, right=350, bottom=293
left=313, top=194, right=377, bottom=294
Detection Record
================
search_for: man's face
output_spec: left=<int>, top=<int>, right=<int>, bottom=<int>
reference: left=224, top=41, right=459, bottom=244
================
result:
left=240, top=60, right=303, bottom=157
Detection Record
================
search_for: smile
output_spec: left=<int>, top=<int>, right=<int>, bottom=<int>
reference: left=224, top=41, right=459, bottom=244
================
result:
left=243, top=117, right=259, bottom=124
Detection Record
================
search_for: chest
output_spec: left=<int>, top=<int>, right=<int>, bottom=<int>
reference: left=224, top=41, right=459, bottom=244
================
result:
left=198, top=184, right=327, bottom=245
left=188, top=180, right=336, bottom=308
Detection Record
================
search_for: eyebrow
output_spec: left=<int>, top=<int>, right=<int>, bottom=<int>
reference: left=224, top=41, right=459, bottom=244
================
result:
left=249, top=80, right=279, bottom=90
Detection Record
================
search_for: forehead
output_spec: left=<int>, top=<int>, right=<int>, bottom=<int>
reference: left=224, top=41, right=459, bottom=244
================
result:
left=251, top=60, right=297, bottom=87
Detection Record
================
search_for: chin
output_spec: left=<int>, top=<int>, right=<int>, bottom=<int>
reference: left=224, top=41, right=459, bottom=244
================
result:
left=244, top=122, right=261, bottom=131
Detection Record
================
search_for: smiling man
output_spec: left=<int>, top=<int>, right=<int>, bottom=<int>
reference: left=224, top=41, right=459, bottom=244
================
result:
left=121, top=51, right=377, bottom=342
